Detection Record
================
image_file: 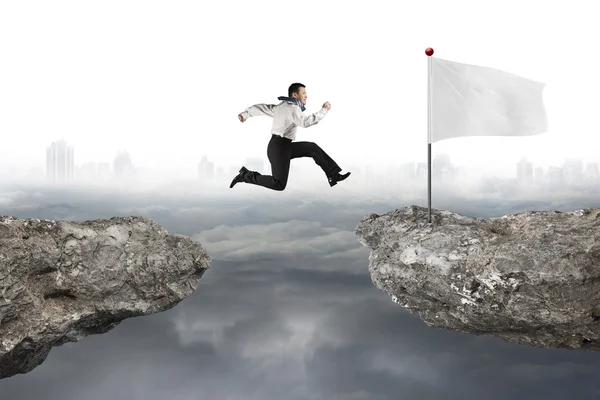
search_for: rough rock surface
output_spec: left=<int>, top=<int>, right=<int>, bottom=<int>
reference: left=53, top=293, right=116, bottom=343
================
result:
left=355, top=205, right=600, bottom=351
left=0, top=215, right=210, bottom=379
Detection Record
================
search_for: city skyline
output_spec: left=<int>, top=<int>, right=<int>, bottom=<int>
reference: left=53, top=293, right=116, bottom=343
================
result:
left=11, top=138, right=600, bottom=175
left=6, top=139, right=600, bottom=195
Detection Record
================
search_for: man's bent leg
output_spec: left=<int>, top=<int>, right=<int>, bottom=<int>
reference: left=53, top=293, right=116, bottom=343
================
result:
left=242, top=135, right=292, bottom=191
left=291, top=141, right=342, bottom=177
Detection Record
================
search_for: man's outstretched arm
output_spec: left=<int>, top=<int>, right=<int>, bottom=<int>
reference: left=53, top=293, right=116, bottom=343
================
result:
left=238, top=103, right=276, bottom=122
left=290, top=102, right=331, bottom=128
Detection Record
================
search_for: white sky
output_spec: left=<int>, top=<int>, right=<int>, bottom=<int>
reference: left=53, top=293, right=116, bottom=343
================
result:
left=1, top=0, right=599, bottom=176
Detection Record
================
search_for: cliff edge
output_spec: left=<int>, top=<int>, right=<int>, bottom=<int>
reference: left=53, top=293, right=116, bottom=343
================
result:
left=0, top=215, right=210, bottom=379
left=355, top=205, right=600, bottom=350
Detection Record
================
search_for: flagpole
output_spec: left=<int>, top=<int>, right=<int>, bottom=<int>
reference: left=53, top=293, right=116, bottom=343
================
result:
left=426, top=47, right=434, bottom=223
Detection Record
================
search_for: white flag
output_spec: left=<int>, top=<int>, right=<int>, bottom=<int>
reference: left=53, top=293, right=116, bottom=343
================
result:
left=429, top=57, right=548, bottom=143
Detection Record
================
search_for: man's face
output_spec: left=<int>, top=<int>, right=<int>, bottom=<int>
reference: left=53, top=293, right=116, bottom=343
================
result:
left=293, top=87, right=307, bottom=105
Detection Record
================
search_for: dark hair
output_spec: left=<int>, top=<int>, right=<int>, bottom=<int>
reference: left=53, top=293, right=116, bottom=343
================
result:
left=288, top=83, right=305, bottom=97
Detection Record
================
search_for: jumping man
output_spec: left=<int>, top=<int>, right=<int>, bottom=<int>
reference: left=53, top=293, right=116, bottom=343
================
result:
left=229, top=83, right=350, bottom=190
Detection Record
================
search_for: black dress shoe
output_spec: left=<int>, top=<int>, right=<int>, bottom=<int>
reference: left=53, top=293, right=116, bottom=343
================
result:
left=229, top=166, right=249, bottom=188
left=328, top=171, right=351, bottom=187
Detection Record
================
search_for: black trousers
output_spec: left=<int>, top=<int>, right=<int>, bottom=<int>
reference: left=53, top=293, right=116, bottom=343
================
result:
left=244, top=134, right=342, bottom=191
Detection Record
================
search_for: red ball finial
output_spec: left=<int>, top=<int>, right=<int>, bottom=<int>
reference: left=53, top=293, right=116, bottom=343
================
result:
left=425, top=47, right=434, bottom=56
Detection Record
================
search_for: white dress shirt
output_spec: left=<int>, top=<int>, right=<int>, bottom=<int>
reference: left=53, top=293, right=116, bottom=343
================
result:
left=239, top=101, right=328, bottom=141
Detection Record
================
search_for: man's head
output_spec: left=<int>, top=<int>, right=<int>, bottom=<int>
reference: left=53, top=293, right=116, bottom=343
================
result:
left=288, top=83, right=307, bottom=105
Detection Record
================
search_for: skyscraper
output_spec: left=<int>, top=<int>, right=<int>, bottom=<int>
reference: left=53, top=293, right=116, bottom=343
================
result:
left=198, top=156, right=215, bottom=182
left=563, top=158, right=583, bottom=184
left=416, top=162, right=428, bottom=181
left=517, top=158, right=533, bottom=186
left=432, top=153, right=451, bottom=181
left=440, top=166, right=452, bottom=183
left=46, top=139, right=74, bottom=184
left=113, top=150, right=135, bottom=180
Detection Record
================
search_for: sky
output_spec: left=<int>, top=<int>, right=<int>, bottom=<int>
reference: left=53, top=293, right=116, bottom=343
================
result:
left=1, top=183, right=600, bottom=399
left=1, top=0, right=600, bottom=179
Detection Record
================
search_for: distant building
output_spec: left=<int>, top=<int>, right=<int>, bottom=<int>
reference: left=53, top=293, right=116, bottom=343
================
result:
left=534, top=167, right=544, bottom=185
left=77, top=162, right=99, bottom=182
left=198, top=156, right=215, bottom=182
left=563, top=158, right=583, bottom=184
left=416, top=162, right=428, bottom=181
left=516, top=158, right=533, bottom=186
left=546, top=166, right=565, bottom=186
left=585, top=162, right=599, bottom=180
left=113, top=150, right=136, bottom=180
left=46, top=139, right=74, bottom=184
left=74, top=162, right=111, bottom=183
left=432, top=153, right=451, bottom=181
left=440, top=166, right=452, bottom=183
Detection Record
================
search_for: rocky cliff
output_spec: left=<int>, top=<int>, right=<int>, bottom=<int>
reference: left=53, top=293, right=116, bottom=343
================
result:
left=355, top=205, right=600, bottom=350
left=0, top=216, right=210, bottom=379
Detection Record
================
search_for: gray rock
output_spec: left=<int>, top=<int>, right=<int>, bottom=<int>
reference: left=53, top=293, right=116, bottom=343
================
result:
left=0, top=215, right=210, bottom=379
left=355, top=205, right=600, bottom=351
